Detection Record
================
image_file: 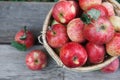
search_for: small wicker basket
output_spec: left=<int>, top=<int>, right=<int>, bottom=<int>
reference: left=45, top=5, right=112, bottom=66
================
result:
left=38, top=0, right=119, bottom=72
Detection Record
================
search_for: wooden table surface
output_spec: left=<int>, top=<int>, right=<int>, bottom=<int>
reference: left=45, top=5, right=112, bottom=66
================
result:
left=0, top=2, right=120, bottom=80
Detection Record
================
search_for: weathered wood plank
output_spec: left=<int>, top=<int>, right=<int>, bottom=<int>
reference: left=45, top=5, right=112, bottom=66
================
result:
left=0, top=45, right=64, bottom=80
left=0, top=2, right=54, bottom=44
left=0, top=45, right=120, bottom=80
left=63, top=67, right=120, bottom=80
left=0, top=2, right=120, bottom=80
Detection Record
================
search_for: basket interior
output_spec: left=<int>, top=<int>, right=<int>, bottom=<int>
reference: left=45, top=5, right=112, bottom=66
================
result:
left=41, top=0, right=119, bottom=72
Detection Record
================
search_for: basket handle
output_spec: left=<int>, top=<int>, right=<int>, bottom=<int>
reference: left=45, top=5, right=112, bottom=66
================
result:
left=38, top=34, right=43, bottom=45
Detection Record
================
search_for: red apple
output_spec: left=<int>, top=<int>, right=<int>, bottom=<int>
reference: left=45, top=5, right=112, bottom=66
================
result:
left=67, top=18, right=85, bottom=43
left=101, top=58, right=119, bottom=73
left=26, top=50, right=47, bottom=70
left=79, top=0, right=102, bottom=10
left=46, top=24, right=69, bottom=48
left=86, top=42, right=105, bottom=64
left=60, top=42, right=88, bottom=68
left=52, top=0, right=78, bottom=24
left=14, top=26, right=34, bottom=50
left=83, top=17, right=115, bottom=44
left=106, top=33, right=120, bottom=56
left=87, top=4, right=108, bottom=17
left=102, top=2, right=115, bottom=17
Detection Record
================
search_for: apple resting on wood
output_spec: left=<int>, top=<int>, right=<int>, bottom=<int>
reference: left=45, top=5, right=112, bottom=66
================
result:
left=11, top=26, right=34, bottom=51
left=26, top=50, right=47, bottom=70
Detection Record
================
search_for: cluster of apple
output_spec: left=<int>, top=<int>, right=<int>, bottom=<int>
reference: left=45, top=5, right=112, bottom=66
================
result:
left=46, top=0, right=120, bottom=73
left=11, top=26, right=47, bottom=71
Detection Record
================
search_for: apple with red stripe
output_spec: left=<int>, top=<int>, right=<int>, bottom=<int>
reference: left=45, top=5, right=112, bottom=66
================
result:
left=80, top=8, right=114, bottom=45
left=26, top=50, right=47, bottom=70
left=52, top=0, right=78, bottom=24
left=102, top=2, right=115, bottom=17
left=79, top=0, right=102, bottom=10
left=101, top=58, right=119, bottom=73
left=87, top=4, right=108, bottom=17
left=11, top=26, right=34, bottom=51
left=86, top=42, right=105, bottom=64
left=60, top=42, right=88, bottom=68
left=106, top=33, right=120, bottom=56
left=46, top=24, right=69, bottom=48
left=67, top=18, right=85, bottom=43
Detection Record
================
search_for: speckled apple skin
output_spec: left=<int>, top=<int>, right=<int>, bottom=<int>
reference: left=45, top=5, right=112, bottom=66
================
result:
left=106, top=33, right=120, bottom=56
left=101, top=58, right=119, bottom=73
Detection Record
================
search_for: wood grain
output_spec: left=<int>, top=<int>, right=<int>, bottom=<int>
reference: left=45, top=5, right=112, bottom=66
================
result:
left=63, top=69, right=120, bottom=80
left=0, top=45, right=64, bottom=80
left=0, top=2, right=120, bottom=80
left=0, top=2, right=54, bottom=44
left=0, top=45, right=120, bottom=80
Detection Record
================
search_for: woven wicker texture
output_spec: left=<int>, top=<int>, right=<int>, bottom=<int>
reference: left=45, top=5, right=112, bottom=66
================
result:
left=39, top=0, right=120, bottom=72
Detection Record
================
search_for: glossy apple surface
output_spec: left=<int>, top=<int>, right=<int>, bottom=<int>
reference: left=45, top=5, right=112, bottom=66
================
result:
left=101, top=58, right=119, bottom=73
left=15, top=27, right=34, bottom=48
left=83, top=17, right=114, bottom=44
left=60, top=42, right=88, bottom=68
left=79, top=0, right=102, bottom=10
left=87, top=4, right=108, bottom=17
left=46, top=24, right=68, bottom=48
left=52, top=0, right=78, bottom=24
left=67, top=18, right=85, bottom=43
left=102, top=2, right=115, bottom=17
left=106, top=33, right=120, bottom=56
left=26, top=50, right=47, bottom=70
left=86, top=42, right=105, bottom=64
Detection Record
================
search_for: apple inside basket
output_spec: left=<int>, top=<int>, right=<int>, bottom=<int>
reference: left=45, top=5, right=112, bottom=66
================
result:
left=39, top=0, right=120, bottom=72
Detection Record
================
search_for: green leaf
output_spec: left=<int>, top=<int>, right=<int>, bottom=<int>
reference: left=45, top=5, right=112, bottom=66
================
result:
left=116, top=0, right=120, bottom=3
left=87, top=9, right=100, bottom=20
left=11, top=41, right=27, bottom=51
left=81, top=13, right=91, bottom=24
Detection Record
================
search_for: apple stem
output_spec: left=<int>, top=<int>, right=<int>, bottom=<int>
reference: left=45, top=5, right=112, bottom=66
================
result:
left=20, top=26, right=27, bottom=40
left=101, top=25, right=105, bottom=30
left=73, top=56, right=79, bottom=65
left=52, top=31, right=56, bottom=35
left=34, top=59, right=39, bottom=64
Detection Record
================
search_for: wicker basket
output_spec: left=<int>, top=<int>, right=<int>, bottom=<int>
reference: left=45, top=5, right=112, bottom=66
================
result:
left=38, top=0, right=119, bottom=72
left=108, top=0, right=120, bottom=16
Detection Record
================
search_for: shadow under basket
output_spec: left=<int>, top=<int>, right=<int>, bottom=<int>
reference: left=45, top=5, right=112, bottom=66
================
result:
left=38, top=0, right=120, bottom=72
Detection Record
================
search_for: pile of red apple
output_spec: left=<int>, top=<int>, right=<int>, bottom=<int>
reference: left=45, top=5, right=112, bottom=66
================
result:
left=46, top=0, right=120, bottom=73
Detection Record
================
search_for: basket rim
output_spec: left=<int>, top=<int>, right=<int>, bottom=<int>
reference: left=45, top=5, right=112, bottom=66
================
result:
left=108, top=0, right=120, bottom=10
left=40, top=0, right=119, bottom=72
